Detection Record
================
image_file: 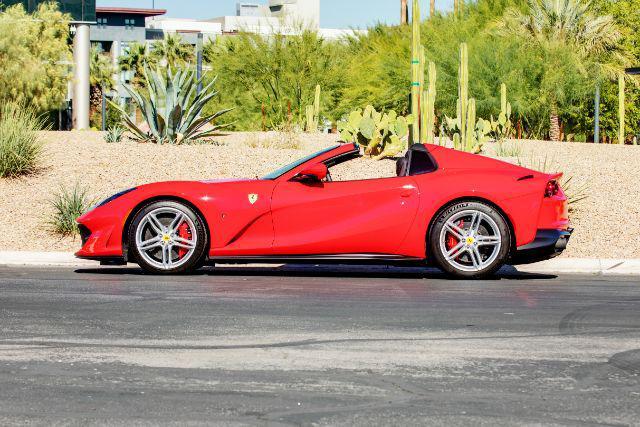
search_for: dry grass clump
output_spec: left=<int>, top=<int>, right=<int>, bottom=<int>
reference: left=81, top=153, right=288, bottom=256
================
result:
left=517, top=154, right=590, bottom=210
left=244, top=125, right=303, bottom=150
left=494, top=140, right=524, bottom=158
left=48, top=183, right=94, bottom=236
left=0, top=103, right=44, bottom=178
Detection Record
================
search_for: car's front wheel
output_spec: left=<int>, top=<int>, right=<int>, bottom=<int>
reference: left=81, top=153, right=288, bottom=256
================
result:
left=429, top=201, right=511, bottom=279
left=129, top=201, right=207, bottom=274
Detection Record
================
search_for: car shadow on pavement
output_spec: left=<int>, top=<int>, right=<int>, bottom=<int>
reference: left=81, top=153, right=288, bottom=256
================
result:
left=74, top=264, right=557, bottom=280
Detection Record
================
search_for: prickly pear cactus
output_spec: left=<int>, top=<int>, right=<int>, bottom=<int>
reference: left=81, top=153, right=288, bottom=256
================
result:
left=338, top=105, right=414, bottom=160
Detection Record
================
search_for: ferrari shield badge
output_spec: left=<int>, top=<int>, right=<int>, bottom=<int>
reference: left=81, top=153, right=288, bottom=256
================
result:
left=248, top=194, right=259, bottom=205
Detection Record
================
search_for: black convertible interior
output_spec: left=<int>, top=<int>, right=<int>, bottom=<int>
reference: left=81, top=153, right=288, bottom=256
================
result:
left=395, top=144, right=438, bottom=177
left=323, top=143, right=438, bottom=182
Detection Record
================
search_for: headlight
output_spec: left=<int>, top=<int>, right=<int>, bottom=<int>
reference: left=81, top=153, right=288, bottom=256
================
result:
left=90, top=187, right=137, bottom=211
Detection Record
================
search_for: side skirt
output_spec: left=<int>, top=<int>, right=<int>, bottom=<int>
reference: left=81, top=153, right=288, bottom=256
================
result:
left=207, top=254, right=425, bottom=266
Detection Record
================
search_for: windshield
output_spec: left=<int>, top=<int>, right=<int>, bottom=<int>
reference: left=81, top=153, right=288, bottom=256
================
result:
left=261, top=145, right=339, bottom=180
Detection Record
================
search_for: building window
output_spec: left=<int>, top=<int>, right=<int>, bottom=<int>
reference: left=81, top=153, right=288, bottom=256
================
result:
left=124, top=18, right=136, bottom=29
left=96, top=17, right=107, bottom=28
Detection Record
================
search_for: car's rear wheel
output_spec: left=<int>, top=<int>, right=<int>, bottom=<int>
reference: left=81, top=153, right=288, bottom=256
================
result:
left=429, top=201, right=511, bottom=279
left=129, top=201, right=207, bottom=274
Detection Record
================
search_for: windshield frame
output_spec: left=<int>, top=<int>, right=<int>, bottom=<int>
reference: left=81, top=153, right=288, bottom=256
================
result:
left=261, top=145, right=341, bottom=180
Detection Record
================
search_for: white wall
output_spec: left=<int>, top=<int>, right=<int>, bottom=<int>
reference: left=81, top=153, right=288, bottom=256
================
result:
left=268, top=0, right=320, bottom=29
left=208, top=15, right=284, bottom=34
left=147, top=18, right=222, bottom=36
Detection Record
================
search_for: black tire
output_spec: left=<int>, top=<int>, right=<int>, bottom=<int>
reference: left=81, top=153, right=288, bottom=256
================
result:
left=429, top=201, right=511, bottom=279
left=128, top=200, right=208, bottom=275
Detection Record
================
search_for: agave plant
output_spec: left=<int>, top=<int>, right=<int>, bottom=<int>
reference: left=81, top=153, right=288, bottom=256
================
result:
left=103, top=126, right=124, bottom=143
left=110, top=67, right=231, bottom=145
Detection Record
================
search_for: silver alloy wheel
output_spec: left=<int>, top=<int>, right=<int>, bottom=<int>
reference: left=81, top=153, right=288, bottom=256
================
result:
left=438, top=209, right=502, bottom=272
left=135, top=207, right=198, bottom=270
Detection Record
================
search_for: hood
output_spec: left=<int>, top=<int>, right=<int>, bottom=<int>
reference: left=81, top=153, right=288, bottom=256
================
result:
left=199, top=178, right=256, bottom=184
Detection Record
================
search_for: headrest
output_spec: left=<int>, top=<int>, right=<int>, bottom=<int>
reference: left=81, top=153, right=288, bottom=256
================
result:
left=396, top=157, right=408, bottom=177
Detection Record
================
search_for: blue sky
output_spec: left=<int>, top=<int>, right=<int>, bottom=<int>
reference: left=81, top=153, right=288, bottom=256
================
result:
left=96, top=0, right=455, bottom=29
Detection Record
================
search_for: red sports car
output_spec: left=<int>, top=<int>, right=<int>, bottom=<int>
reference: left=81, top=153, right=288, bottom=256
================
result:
left=76, top=143, right=571, bottom=278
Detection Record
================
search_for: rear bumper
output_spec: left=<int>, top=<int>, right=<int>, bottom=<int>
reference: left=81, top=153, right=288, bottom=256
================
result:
left=511, top=228, right=573, bottom=265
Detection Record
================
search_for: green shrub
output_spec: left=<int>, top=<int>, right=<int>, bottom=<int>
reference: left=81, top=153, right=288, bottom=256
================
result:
left=0, top=103, right=44, bottom=178
left=48, top=183, right=94, bottom=236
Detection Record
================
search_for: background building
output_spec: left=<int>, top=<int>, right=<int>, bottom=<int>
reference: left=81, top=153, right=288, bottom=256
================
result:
left=268, top=0, right=320, bottom=29
left=2, top=0, right=358, bottom=129
left=3, top=0, right=95, bottom=21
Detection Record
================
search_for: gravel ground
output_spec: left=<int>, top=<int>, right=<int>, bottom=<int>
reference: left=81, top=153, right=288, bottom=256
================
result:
left=0, top=131, right=638, bottom=258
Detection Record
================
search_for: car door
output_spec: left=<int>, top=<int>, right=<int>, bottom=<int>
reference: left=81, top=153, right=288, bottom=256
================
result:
left=270, top=177, right=420, bottom=255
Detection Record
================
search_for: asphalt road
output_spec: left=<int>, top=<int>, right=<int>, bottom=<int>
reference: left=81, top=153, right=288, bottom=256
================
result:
left=0, top=265, right=639, bottom=426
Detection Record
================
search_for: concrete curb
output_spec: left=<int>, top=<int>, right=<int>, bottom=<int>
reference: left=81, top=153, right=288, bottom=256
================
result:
left=0, top=251, right=96, bottom=267
left=1, top=251, right=640, bottom=275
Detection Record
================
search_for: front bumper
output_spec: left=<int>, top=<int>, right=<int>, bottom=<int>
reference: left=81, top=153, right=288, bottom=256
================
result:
left=511, top=228, right=573, bottom=265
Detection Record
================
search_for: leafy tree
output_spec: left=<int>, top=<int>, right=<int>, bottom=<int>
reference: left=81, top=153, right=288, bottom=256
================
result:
left=496, top=0, right=626, bottom=140
left=0, top=2, right=71, bottom=112
left=589, top=0, right=640, bottom=142
left=203, top=30, right=345, bottom=130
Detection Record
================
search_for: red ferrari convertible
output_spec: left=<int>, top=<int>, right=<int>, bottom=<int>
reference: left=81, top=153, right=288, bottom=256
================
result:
left=76, top=143, right=571, bottom=278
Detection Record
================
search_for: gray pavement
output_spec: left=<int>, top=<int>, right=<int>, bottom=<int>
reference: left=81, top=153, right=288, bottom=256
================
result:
left=0, top=265, right=639, bottom=426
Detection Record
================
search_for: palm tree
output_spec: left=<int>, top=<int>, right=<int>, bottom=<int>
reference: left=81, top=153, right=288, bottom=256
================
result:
left=119, top=42, right=153, bottom=88
left=150, top=33, right=195, bottom=70
left=497, top=0, right=623, bottom=140
left=401, top=0, right=408, bottom=24
left=89, top=45, right=115, bottom=122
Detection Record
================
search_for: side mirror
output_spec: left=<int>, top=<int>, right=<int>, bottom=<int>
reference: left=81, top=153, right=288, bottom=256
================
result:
left=294, top=163, right=328, bottom=182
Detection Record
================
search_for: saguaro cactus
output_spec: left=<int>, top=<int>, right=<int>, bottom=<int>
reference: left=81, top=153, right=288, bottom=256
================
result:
left=490, top=82, right=512, bottom=142
left=410, top=0, right=421, bottom=145
left=305, top=84, right=321, bottom=132
left=618, top=73, right=625, bottom=145
left=421, top=61, right=436, bottom=144
left=457, top=42, right=469, bottom=145
left=500, top=82, right=508, bottom=115
left=444, top=42, right=488, bottom=153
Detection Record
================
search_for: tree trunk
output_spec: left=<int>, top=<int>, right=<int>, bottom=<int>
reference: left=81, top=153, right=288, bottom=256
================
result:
left=549, top=103, right=560, bottom=141
left=453, top=0, right=458, bottom=17
left=401, top=0, right=408, bottom=24
left=89, top=85, right=103, bottom=126
left=430, top=0, right=435, bottom=16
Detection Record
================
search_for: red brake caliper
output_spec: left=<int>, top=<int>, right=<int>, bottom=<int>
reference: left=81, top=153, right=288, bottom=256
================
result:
left=177, top=222, right=192, bottom=259
left=445, top=220, right=465, bottom=254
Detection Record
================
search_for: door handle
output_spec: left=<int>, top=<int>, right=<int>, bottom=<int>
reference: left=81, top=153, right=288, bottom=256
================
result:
left=400, top=185, right=415, bottom=198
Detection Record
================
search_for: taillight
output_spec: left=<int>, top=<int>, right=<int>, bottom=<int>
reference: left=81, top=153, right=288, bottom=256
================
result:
left=545, top=180, right=560, bottom=198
